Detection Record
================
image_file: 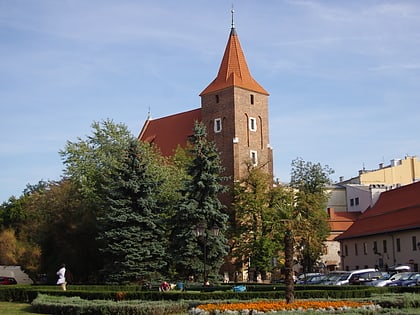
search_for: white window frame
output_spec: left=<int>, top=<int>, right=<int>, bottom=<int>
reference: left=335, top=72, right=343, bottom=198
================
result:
left=249, top=117, right=257, bottom=132
left=214, top=118, right=222, bottom=133
left=250, top=150, right=258, bottom=166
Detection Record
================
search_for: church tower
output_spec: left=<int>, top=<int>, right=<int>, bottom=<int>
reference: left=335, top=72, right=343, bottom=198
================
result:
left=200, top=15, right=273, bottom=187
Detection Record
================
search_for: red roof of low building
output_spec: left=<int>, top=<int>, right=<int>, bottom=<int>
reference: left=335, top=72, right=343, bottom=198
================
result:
left=328, top=209, right=361, bottom=233
left=138, top=108, right=201, bottom=156
left=336, top=181, right=420, bottom=240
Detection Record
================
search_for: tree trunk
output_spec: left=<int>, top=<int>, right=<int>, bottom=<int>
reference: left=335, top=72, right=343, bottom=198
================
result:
left=284, top=228, right=294, bottom=304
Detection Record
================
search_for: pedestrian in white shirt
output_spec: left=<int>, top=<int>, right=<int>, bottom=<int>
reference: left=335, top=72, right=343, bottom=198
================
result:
left=56, top=264, right=66, bottom=291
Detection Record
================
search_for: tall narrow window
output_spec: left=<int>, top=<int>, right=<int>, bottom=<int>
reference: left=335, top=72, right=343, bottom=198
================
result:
left=383, top=240, right=387, bottom=253
left=363, top=242, right=368, bottom=255
left=250, top=94, right=254, bottom=105
left=344, top=245, right=348, bottom=256
left=355, top=197, right=359, bottom=206
left=350, top=198, right=354, bottom=207
left=249, top=117, right=257, bottom=131
left=214, top=118, right=222, bottom=133
left=215, top=95, right=219, bottom=103
left=373, top=241, right=378, bottom=254
left=250, top=150, right=258, bottom=166
left=412, top=236, right=417, bottom=251
left=354, top=243, right=358, bottom=256
left=396, top=238, right=401, bottom=252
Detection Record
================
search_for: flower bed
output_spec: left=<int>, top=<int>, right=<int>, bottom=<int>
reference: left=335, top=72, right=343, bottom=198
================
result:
left=192, top=300, right=379, bottom=314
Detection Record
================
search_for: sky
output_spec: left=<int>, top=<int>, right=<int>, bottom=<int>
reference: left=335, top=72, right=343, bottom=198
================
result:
left=1, top=0, right=420, bottom=202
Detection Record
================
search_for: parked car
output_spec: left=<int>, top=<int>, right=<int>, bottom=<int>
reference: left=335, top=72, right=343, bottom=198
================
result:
left=297, top=273, right=321, bottom=281
left=322, top=269, right=378, bottom=285
left=320, top=271, right=350, bottom=285
left=386, top=272, right=420, bottom=287
left=349, top=270, right=384, bottom=285
left=388, top=265, right=411, bottom=273
left=366, top=272, right=408, bottom=287
left=0, top=276, right=17, bottom=285
left=296, top=274, right=325, bottom=285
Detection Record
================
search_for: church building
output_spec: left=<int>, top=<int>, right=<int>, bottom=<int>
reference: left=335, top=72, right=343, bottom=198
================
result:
left=139, top=17, right=273, bottom=194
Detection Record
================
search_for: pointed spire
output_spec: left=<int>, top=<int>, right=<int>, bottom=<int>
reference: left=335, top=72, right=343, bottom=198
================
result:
left=200, top=9, right=268, bottom=96
left=231, top=4, right=235, bottom=31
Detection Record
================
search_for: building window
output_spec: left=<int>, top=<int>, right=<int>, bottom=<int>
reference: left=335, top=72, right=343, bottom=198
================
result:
left=373, top=241, right=378, bottom=254
left=350, top=198, right=354, bottom=207
left=344, top=245, right=348, bottom=256
left=249, top=117, right=257, bottom=131
left=396, top=238, right=401, bottom=252
left=250, top=150, right=258, bottom=166
left=214, top=118, right=222, bottom=133
left=354, top=243, right=358, bottom=256
left=355, top=197, right=359, bottom=206
left=412, top=236, right=417, bottom=251
left=363, top=242, right=368, bottom=255
left=250, top=94, right=254, bottom=105
left=215, top=95, right=219, bottom=103
left=383, top=240, right=387, bottom=253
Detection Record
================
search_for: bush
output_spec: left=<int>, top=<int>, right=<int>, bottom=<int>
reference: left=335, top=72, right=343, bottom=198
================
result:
left=31, top=294, right=188, bottom=315
left=0, top=284, right=413, bottom=303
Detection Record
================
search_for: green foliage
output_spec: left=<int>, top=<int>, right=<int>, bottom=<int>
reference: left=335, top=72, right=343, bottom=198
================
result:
left=97, top=140, right=168, bottom=284
left=290, top=157, right=334, bottom=272
left=31, top=294, right=189, bottom=315
left=233, top=164, right=278, bottom=279
left=232, top=164, right=302, bottom=282
left=169, top=122, right=229, bottom=281
left=59, top=119, right=133, bottom=205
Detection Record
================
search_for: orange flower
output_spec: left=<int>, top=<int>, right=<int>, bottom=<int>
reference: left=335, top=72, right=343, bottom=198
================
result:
left=197, top=300, right=374, bottom=313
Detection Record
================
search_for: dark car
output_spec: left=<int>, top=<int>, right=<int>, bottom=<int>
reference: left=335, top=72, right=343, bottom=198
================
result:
left=296, top=274, right=325, bottom=285
left=349, top=271, right=383, bottom=285
left=0, top=276, right=17, bottom=285
left=386, top=272, right=420, bottom=287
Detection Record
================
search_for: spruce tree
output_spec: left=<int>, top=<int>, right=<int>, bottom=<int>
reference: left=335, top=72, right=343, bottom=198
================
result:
left=97, top=140, right=166, bottom=284
left=170, top=122, right=229, bottom=282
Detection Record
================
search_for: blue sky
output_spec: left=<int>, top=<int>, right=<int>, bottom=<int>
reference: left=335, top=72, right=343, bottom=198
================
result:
left=1, top=0, right=420, bottom=202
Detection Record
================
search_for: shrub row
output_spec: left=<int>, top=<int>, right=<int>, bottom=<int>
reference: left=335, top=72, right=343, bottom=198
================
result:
left=29, top=291, right=420, bottom=315
left=31, top=294, right=189, bottom=315
left=0, top=285, right=383, bottom=303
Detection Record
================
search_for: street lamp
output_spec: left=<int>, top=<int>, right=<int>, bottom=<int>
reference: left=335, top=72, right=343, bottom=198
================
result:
left=192, top=224, right=220, bottom=285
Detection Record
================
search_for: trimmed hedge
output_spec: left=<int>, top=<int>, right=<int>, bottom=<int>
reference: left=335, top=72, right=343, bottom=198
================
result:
left=31, top=294, right=188, bottom=315
left=0, top=284, right=384, bottom=303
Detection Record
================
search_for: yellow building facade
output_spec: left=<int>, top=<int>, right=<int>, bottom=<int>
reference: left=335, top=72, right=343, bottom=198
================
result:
left=343, top=155, right=420, bottom=187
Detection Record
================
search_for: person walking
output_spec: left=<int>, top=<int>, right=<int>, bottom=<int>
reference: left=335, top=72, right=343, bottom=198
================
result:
left=56, top=264, right=67, bottom=291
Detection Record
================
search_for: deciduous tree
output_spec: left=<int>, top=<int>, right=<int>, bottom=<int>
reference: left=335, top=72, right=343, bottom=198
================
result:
left=290, top=157, right=333, bottom=272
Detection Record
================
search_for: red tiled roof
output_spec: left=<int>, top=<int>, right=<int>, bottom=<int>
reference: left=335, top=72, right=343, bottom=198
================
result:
left=200, top=28, right=268, bottom=96
left=328, top=210, right=361, bottom=232
left=138, top=108, right=201, bottom=156
left=336, top=181, right=420, bottom=240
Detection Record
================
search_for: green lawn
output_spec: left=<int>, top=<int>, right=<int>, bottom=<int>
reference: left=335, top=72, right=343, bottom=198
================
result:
left=0, top=301, right=49, bottom=315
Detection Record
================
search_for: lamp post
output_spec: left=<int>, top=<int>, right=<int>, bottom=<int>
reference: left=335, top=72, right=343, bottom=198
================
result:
left=192, top=224, right=220, bottom=285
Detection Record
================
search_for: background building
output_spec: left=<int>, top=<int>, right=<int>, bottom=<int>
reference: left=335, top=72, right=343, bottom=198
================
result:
left=322, top=156, right=420, bottom=271
left=336, top=181, right=420, bottom=272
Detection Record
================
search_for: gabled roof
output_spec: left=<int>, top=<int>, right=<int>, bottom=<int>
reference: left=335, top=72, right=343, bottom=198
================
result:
left=138, top=108, right=201, bottom=156
left=200, top=27, right=269, bottom=96
left=336, top=181, right=420, bottom=240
